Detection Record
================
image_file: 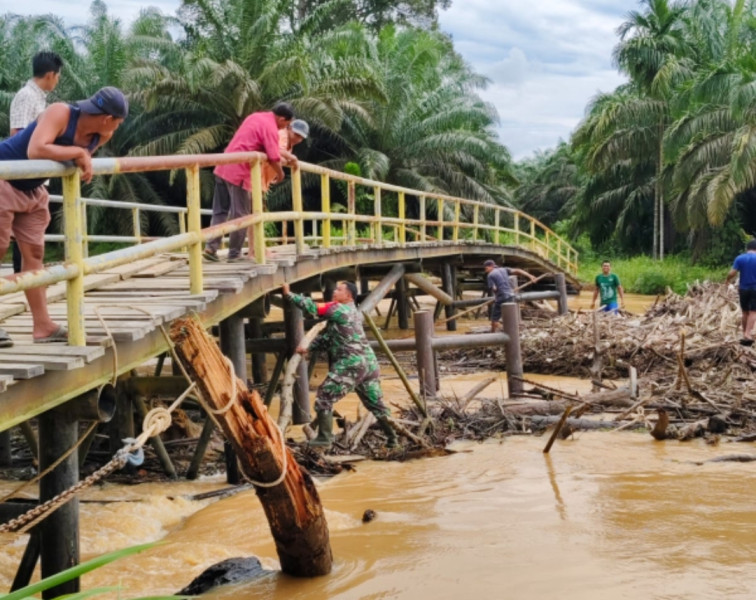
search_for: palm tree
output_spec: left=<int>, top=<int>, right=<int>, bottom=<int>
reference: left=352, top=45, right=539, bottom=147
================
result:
left=613, top=0, right=689, bottom=259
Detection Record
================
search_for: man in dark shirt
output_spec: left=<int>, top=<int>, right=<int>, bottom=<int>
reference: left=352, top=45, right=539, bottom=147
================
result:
left=726, top=239, right=756, bottom=345
left=0, top=86, right=127, bottom=346
left=484, top=259, right=536, bottom=332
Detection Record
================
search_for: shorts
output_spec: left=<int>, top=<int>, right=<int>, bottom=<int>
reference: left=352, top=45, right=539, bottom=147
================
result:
left=739, top=288, right=756, bottom=312
left=0, top=180, right=50, bottom=248
left=600, top=301, right=619, bottom=313
left=491, top=296, right=514, bottom=322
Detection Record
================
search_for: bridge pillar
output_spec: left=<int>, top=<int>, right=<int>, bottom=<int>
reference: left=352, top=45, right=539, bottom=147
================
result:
left=284, top=298, right=310, bottom=425
left=501, top=303, right=523, bottom=397
left=396, top=277, right=410, bottom=330
left=220, top=313, right=245, bottom=484
left=249, top=318, right=268, bottom=384
left=414, top=311, right=436, bottom=399
left=0, top=430, right=10, bottom=466
left=441, top=264, right=457, bottom=331
left=38, top=407, right=80, bottom=598
left=555, top=273, right=569, bottom=315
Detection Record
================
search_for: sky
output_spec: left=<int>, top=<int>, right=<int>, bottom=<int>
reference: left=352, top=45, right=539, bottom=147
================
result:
left=1, top=0, right=630, bottom=160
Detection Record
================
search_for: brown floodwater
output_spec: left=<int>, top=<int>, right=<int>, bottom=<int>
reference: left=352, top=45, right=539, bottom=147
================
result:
left=5, top=292, right=735, bottom=599
left=3, top=378, right=756, bottom=599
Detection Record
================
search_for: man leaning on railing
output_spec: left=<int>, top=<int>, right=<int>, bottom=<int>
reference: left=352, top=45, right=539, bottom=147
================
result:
left=0, top=86, right=128, bottom=346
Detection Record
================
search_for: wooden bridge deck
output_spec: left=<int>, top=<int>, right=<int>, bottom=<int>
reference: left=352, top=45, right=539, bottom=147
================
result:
left=0, top=241, right=579, bottom=431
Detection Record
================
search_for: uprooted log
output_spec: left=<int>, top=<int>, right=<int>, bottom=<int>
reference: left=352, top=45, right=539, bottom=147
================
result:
left=170, top=317, right=332, bottom=577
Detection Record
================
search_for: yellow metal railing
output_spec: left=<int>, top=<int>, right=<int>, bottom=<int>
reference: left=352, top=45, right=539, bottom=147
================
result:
left=0, top=153, right=578, bottom=346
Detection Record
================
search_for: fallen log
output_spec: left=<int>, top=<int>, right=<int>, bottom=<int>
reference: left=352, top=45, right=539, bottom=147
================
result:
left=529, top=415, right=646, bottom=431
left=170, top=317, right=332, bottom=577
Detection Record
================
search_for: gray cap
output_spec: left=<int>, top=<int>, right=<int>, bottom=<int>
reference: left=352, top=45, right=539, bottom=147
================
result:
left=77, top=86, right=129, bottom=119
left=483, top=259, right=496, bottom=267
left=290, top=119, right=309, bottom=139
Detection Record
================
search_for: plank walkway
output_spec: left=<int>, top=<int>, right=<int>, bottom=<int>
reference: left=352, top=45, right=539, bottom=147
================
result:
left=0, top=241, right=578, bottom=430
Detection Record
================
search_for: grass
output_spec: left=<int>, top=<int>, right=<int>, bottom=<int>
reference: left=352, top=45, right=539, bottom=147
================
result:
left=578, top=255, right=729, bottom=295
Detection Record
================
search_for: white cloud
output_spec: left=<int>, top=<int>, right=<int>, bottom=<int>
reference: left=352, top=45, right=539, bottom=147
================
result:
left=438, top=0, right=628, bottom=159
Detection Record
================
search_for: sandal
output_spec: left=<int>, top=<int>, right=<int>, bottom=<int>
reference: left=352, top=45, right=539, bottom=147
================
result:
left=34, top=325, right=68, bottom=344
left=739, top=338, right=754, bottom=347
left=0, top=328, right=13, bottom=348
left=202, top=250, right=220, bottom=262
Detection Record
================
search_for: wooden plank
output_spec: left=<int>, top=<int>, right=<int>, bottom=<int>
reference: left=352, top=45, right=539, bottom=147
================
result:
left=0, top=353, right=84, bottom=371
left=85, top=290, right=219, bottom=301
left=0, top=363, right=44, bottom=379
left=99, top=256, right=175, bottom=279
left=0, top=344, right=105, bottom=362
left=132, top=259, right=187, bottom=278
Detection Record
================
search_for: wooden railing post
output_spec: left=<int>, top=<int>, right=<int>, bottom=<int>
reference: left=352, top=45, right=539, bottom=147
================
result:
left=514, top=211, right=519, bottom=246
left=185, top=165, right=203, bottom=295
left=530, top=219, right=535, bottom=252
left=495, top=208, right=501, bottom=244
left=250, top=160, right=266, bottom=263
left=419, top=195, right=426, bottom=242
left=437, top=198, right=444, bottom=241
left=80, top=203, right=89, bottom=258
left=398, top=191, right=406, bottom=244
left=347, top=181, right=356, bottom=246
left=132, top=207, right=141, bottom=244
left=291, top=165, right=305, bottom=255
left=321, top=173, right=331, bottom=248
left=373, top=186, right=382, bottom=246
left=453, top=200, right=460, bottom=241
left=63, top=171, right=86, bottom=346
left=473, top=203, right=479, bottom=241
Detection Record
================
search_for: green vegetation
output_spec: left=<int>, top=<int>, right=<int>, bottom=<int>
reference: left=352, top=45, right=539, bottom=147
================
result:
left=579, top=256, right=729, bottom=295
left=0, top=542, right=184, bottom=600
left=3, top=0, right=756, bottom=280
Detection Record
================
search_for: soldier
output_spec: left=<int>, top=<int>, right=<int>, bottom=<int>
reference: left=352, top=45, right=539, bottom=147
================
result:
left=281, top=281, right=397, bottom=449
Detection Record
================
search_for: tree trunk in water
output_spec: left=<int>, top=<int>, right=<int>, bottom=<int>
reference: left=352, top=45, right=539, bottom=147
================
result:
left=170, top=317, right=332, bottom=577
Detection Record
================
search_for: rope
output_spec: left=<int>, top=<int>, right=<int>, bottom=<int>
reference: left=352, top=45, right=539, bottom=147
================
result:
left=0, top=307, right=197, bottom=535
left=240, top=420, right=289, bottom=488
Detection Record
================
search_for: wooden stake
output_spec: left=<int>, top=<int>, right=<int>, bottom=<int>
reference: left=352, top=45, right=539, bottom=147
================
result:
left=170, top=317, right=332, bottom=577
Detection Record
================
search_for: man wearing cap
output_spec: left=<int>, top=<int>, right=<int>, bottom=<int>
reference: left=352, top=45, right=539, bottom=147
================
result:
left=0, top=86, right=128, bottom=345
left=203, top=102, right=295, bottom=263
left=483, top=259, right=536, bottom=333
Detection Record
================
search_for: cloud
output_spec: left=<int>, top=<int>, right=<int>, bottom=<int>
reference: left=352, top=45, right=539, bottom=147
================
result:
left=439, top=0, right=629, bottom=159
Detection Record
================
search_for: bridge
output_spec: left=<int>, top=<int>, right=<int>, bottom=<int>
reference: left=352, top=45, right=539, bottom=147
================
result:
left=0, top=153, right=579, bottom=433
left=0, top=151, right=580, bottom=594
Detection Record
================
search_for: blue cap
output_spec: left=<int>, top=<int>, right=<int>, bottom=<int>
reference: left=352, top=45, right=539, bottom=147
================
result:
left=77, top=87, right=129, bottom=119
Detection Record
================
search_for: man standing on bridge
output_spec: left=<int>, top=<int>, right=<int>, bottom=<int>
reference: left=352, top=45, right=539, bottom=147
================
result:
left=484, top=259, right=536, bottom=333
left=281, top=280, right=398, bottom=449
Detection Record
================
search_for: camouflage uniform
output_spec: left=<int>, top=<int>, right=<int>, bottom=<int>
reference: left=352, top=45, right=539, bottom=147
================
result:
left=286, top=293, right=389, bottom=417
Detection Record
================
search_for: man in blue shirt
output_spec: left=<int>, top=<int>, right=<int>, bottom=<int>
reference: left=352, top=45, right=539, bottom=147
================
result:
left=483, top=259, right=536, bottom=332
left=726, top=239, right=756, bottom=346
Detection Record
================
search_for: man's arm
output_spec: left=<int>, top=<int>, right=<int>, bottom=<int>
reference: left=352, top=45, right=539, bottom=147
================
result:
left=269, top=160, right=285, bottom=184
left=726, top=268, right=739, bottom=284
left=279, top=148, right=298, bottom=168
left=510, top=268, right=537, bottom=282
left=27, top=104, right=93, bottom=182
left=616, top=278, right=625, bottom=306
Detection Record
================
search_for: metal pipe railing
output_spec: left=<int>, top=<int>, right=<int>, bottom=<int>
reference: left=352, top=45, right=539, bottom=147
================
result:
left=0, top=150, right=578, bottom=346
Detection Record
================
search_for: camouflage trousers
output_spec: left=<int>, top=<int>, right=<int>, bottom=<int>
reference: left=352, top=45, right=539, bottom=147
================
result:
left=315, top=358, right=389, bottom=418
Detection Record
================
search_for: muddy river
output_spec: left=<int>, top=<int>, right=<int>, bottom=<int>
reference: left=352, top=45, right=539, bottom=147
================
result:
left=5, top=292, right=754, bottom=599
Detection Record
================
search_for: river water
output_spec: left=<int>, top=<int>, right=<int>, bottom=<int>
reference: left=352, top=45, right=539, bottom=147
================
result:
left=4, top=291, right=756, bottom=598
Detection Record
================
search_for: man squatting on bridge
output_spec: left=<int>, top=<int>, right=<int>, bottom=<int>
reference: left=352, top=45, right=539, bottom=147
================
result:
left=281, top=281, right=398, bottom=449
left=203, top=102, right=296, bottom=264
left=483, top=259, right=536, bottom=333
left=0, top=86, right=128, bottom=347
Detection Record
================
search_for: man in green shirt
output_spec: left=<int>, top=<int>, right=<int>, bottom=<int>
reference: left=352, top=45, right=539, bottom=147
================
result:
left=590, top=261, right=625, bottom=313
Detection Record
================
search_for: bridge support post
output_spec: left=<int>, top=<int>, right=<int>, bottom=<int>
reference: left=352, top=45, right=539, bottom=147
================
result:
left=0, top=430, right=10, bottom=466
left=220, top=313, right=245, bottom=484
left=414, top=311, right=436, bottom=400
left=284, top=298, right=310, bottom=425
left=396, top=277, right=410, bottom=330
left=501, top=303, right=523, bottom=397
left=38, top=407, right=80, bottom=598
left=249, top=318, right=268, bottom=384
left=555, top=273, right=568, bottom=315
left=441, top=264, right=457, bottom=331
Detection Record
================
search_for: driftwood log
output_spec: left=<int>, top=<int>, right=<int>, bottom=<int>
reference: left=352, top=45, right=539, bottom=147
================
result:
left=170, top=317, right=332, bottom=577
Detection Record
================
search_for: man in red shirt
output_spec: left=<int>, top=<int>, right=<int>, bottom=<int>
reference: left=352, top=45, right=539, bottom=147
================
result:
left=203, top=102, right=295, bottom=262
